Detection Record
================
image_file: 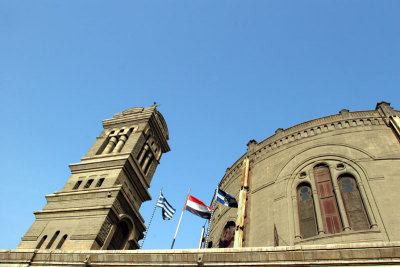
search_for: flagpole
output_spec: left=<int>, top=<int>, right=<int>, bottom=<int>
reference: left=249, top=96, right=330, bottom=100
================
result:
left=140, top=189, right=162, bottom=249
left=171, top=187, right=191, bottom=249
left=198, top=225, right=205, bottom=249
left=204, top=187, right=218, bottom=248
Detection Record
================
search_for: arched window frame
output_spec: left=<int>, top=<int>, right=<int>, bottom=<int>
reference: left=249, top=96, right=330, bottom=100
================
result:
left=290, top=158, right=379, bottom=242
left=296, top=182, right=318, bottom=239
left=101, top=214, right=135, bottom=250
left=337, top=173, right=370, bottom=231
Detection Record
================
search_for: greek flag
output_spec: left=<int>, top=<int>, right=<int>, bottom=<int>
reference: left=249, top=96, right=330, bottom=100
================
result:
left=216, top=189, right=238, bottom=208
left=156, top=193, right=176, bottom=220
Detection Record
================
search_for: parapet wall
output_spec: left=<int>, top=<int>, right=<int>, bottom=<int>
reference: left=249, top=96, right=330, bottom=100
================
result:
left=2, top=242, right=400, bottom=266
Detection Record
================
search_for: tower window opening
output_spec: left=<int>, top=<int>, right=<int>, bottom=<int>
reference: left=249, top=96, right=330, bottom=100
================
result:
left=36, top=235, right=47, bottom=249
left=72, top=180, right=82, bottom=190
left=45, top=231, right=60, bottom=249
left=107, top=221, right=131, bottom=250
left=55, top=234, right=68, bottom=249
left=84, top=179, right=94, bottom=189
left=96, top=178, right=105, bottom=187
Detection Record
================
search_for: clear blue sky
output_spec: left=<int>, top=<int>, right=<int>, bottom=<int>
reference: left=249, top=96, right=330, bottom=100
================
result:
left=0, top=1, right=399, bottom=250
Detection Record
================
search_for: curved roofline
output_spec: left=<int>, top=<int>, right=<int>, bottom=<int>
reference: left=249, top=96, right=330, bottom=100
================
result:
left=219, top=105, right=399, bottom=186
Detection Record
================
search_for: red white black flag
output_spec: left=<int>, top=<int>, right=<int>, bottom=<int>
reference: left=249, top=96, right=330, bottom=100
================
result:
left=185, top=195, right=212, bottom=219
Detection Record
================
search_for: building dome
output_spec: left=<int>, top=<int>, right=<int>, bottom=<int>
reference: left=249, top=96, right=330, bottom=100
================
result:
left=208, top=101, right=400, bottom=248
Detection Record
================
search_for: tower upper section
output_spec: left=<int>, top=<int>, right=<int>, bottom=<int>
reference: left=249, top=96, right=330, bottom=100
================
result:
left=18, top=106, right=170, bottom=251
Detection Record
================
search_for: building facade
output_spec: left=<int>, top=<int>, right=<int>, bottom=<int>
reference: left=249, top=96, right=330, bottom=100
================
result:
left=2, top=102, right=400, bottom=266
left=208, top=101, right=400, bottom=249
left=17, top=106, right=170, bottom=251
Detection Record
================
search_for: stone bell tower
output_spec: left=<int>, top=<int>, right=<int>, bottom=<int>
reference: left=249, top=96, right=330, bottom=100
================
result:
left=18, top=106, right=170, bottom=250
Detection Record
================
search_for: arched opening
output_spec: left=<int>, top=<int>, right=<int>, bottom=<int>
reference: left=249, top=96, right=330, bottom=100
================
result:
left=338, top=174, right=370, bottom=230
left=55, top=234, right=68, bottom=249
left=36, top=235, right=47, bottom=249
left=314, top=164, right=342, bottom=234
left=297, top=183, right=317, bottom=238
left=107, top=221, right=130, bottom=250
left=219, top=221, right=235, bottom=248
left=45, top=231, right=60, bottom=249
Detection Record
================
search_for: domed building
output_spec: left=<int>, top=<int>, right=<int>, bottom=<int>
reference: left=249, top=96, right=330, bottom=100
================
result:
left=2, top=101, right=400, bottom=266
left=208, top=101, right=400, bottom=249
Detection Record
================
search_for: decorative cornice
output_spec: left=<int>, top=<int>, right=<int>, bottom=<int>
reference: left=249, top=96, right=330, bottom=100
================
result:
left=219, top=106, right=398, bottom=189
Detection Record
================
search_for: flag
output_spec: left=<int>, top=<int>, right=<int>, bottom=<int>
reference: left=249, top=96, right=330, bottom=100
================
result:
left=216, top=189, right=238, bottom=208
left=156, top=193, right=176, bottom=220
left=185, top=195, right=212, bottom=219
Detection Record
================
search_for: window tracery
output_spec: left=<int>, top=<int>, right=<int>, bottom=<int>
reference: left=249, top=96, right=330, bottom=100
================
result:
left=295, top=161, right=373, bottom=240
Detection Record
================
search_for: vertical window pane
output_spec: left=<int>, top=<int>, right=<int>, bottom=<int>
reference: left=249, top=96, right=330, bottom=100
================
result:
left=339, top=176, right=370, bottom=231
left=314, top=164, right=342, bottom=234
left=297, top=184, right=317, bottom=238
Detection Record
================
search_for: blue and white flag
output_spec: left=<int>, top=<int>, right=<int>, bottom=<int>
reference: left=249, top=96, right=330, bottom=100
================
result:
left=216, top=189, right=238, bottom=208
left=156, top=193, right=176, bottom=220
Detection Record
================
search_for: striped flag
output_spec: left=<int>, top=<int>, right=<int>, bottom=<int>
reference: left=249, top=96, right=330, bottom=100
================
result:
left=185, top=195, right=212, bottom=219
left=216, top=189, right=238, bottom=208
left=156, top=193, right=176, bottom=220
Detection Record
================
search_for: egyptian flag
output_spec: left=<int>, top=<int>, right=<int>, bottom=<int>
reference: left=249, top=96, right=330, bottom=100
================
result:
left=185, top=195, right=212, bottom=219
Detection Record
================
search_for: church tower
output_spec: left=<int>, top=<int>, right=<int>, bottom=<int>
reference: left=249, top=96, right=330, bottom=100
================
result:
left=18, top=106, right=170, bottom=250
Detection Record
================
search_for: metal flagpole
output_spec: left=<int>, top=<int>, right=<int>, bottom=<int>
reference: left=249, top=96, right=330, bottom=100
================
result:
left=198, top=225, right=205, bottom=249
left=171, top=188, right=191, bottom=249
left=140, top=189, right=162, bottom=249
left=204, top=187, right=218, bottom=248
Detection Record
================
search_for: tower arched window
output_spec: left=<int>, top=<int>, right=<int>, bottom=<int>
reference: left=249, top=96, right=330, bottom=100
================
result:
left=36, top=235, right=47, bottom=249
left=338, top=174, right=370, bottom=230
left=314, top=164, right=342, bottom=234
left=107, top=221, right=130, bottom=250
left=55, top=234, right=68, bottom=249
left=297, top=183, right=317, bottom=238
left=45, top=231, right=60, bottom=249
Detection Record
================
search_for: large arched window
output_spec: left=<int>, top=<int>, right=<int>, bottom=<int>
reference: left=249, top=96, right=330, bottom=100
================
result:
left=294, top=160, right=376, bottom=241
left=297, top=183, right=317, bottom=238
left=338, top=174, right=370, bottom=231
left=107, top=221, right=130, bottom=250
left=314, top=164, right=342, bottom=234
